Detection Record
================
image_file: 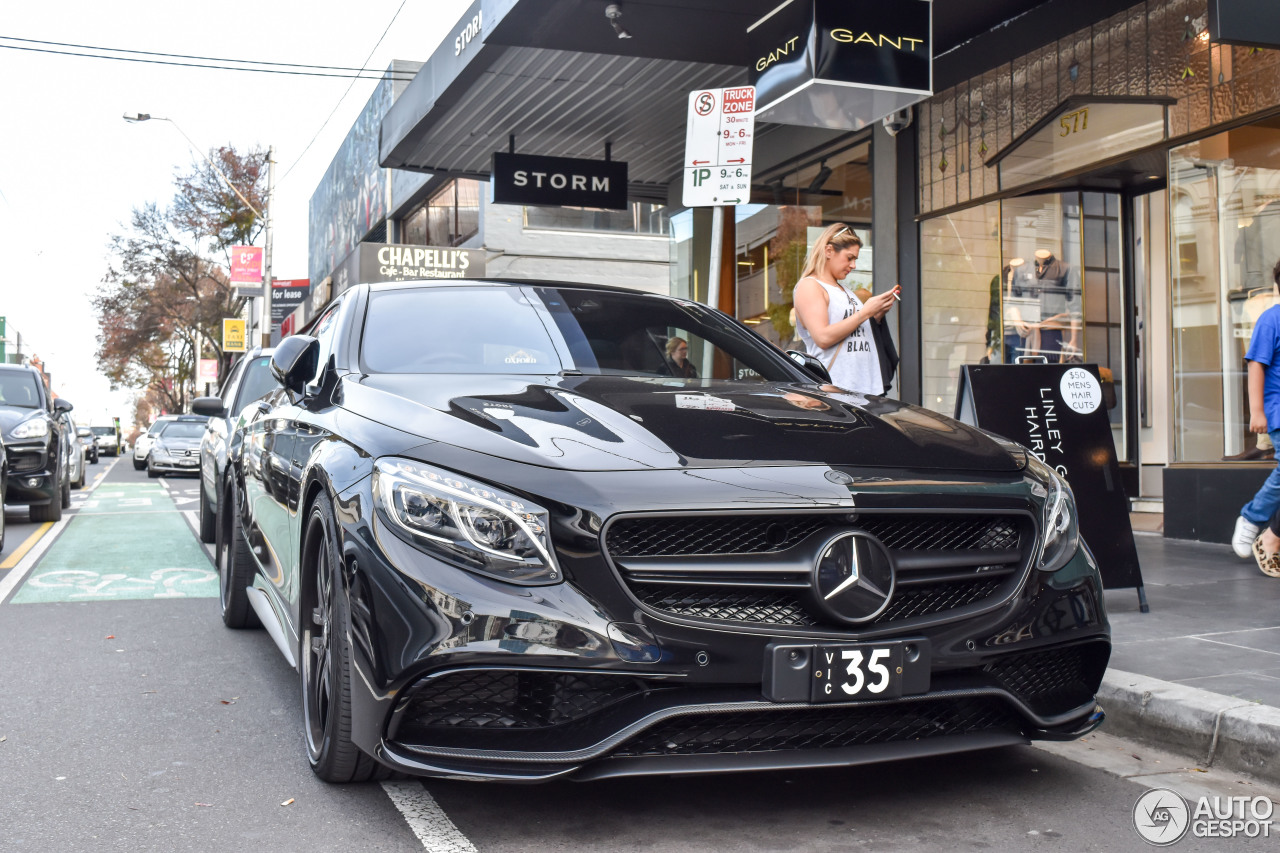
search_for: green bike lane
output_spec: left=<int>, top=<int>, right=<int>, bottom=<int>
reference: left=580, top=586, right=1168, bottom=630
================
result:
left=8, top=468, right=217, bottom=604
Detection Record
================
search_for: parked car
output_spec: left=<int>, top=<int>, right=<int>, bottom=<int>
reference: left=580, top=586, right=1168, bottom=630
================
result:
left=0, top=363, right=71, bottom=522
left=77, top=426, right=99, bottom=464
left=146, top=418, right=210, bottom=478
left=90, top=425, right=121, bottom=456
left=218, top=279, right=1109, bottom=784
left=133, top=415, right=180, bottom=470
left=57, top=410, right=86, bottom=489
left=193, top=348, right=277, bottom=543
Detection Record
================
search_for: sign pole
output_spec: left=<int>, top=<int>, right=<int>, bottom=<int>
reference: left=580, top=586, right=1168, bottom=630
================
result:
left=703, top=208, right=724, bottom=377
left=261, top=146, right=275, bottom=348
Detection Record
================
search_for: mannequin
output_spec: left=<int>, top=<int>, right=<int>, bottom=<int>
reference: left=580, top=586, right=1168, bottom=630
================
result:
left=1001, top=258, right=1037, bottom=363
left=1034, top=248, right=1080, bottom=362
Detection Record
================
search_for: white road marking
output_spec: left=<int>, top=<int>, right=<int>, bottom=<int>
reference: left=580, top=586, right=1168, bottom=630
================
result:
left=381, top=781, right=477, bottom=853
left=0, top=457, right=120, bottom=602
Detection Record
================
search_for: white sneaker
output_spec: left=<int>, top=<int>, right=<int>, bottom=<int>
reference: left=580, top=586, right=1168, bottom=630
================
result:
left=1233, top=516, right=1261, bottom=558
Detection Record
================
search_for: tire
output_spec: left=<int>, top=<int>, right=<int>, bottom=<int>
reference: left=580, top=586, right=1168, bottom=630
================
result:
left=30, top=494, right=62, bottom=523
left=74, top=461, right=86, bottom=489
left=301, top=491, right=387, bottom=783
left=0, top=476, right=6, bottom=552
left=133, top=457, right=145, bottom=470
left=60, top=470, right=71, bottom=508
left=216, top=477, right=259, bottom=629
left=147, top=464, right=159, bottom=478
left=198, top=478, right=217, bottom=544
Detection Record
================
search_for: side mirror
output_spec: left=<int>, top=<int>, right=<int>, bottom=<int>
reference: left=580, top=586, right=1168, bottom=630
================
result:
left=77, top=427, right=92, bottom=437
left=53, top=398, right=74, bottom=414
left=785, top=350, right=832, bottom=384
left=191, top=396, right=227, bottom=418
left=271, top=335, right=320, bottom=399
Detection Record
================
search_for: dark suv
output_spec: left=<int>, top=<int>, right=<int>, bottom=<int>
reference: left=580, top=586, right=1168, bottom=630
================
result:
left=0, top=364, right=72, bottom=522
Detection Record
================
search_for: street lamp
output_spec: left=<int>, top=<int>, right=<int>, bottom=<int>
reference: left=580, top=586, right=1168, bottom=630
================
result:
left=124, top=113, right=275, bottom=348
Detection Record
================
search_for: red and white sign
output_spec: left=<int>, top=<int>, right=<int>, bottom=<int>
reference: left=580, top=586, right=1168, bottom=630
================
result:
left=682, top=86, right=755, bottom=207
left=230, top=246, right=263, bottom=283
left=198, top=358, right=219, bottom=383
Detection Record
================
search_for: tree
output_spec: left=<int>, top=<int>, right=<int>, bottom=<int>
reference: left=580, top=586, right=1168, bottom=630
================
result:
left=95, top=145, right=266, bottom=422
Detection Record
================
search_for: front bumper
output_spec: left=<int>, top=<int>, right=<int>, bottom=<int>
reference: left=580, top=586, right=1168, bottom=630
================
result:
left=333, top=482, right=1111, bottom=782
left=148, top=454, right=201, bottom=475
left=3, top=439, right=57, bottom=505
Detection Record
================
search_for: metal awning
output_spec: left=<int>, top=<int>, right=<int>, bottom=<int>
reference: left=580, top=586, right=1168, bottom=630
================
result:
left=381, top=0, right=1135, bottom=199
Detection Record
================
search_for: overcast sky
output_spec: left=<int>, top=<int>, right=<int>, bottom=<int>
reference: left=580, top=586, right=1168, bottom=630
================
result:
left=0, top=0, right=472, bottom=424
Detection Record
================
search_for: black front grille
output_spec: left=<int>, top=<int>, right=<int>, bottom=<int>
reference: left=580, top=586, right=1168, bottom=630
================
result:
left=611, top=697, right=1023, bottom=757
left=396, top=670, right=649, bottom=731
left=9, top=450, right=45, bottom=473
left=984, top=643, right=1108, bottom=715
left=607, top=514, right=834, bottom=557
left=609, top=512, right=1031, bottom=629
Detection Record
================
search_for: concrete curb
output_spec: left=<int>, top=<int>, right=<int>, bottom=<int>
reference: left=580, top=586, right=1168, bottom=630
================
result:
left=1100, top=669, right=1280, bottom=785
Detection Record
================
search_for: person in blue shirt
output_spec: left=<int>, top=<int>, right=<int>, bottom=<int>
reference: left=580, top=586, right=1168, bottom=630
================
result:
left=1234, top=258, right=1280, bottom=568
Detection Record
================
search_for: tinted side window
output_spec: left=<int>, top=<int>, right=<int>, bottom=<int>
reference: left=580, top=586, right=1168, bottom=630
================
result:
left=218, top=357, right=247, bottom=402
left=307, top=305, right=342, bottom=392
left=231, top=356, right=278, bottom=412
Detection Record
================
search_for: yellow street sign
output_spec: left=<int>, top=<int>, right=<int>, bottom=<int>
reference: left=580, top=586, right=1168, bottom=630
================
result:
left=223, top=318, right=247, bottom=352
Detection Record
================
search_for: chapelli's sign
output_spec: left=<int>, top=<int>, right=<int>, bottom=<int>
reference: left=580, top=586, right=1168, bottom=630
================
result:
left=360, top=243, right=486, bottom=282
left=749, top=0, right=932, bottom=131
left=491, top=152, right=628, bottom=210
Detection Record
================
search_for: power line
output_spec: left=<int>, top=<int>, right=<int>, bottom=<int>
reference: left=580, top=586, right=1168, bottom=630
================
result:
left=0, top=42, right=415, bottom=81
left=0, top=35, right=407, bottom=74
left=278, top=0, right=412, bottom=184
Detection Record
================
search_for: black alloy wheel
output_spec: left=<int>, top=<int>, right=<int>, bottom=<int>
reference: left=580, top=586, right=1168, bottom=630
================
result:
left=198, top=479, right=217, bottom=543
left=301, top=490, right=385, bottom=783
left=216, top=477, right=259, bottom=629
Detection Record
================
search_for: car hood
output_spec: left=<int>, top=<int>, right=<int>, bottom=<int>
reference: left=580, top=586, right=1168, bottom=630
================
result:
left=343, top=374, right=1022, bottom=473
left=155, top=437, right=201, bottom=452
left=0, top=406, right=44, bottom=436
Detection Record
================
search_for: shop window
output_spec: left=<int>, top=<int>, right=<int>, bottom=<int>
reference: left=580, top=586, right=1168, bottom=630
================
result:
left=399, top=179, right=481, bottom=247
left=1170, top=120, right=1280, bottom=462
left=920, top=192, right=1128, bottom=460
left=524, top=203, right=670, bottom=235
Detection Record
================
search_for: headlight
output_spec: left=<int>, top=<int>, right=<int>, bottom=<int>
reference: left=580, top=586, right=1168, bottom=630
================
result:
left=373, top=458, right=560, bottom=585
left=1026, top=454, right=1079, bottom=572
left=10, top=418, right=49, bottom=440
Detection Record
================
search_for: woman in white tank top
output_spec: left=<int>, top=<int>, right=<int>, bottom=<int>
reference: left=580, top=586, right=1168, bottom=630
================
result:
left=793, top=223, right=898, bottom=395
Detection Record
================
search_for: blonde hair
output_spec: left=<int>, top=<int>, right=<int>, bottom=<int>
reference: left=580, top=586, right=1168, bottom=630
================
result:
left=799, top=223, right=863, bottom=281
left=665, top=336, right=688, bottom=357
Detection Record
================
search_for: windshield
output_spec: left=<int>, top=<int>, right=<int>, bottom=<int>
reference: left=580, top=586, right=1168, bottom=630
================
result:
left=147, top=419, right=175, bottom=436
left=91, top=426, right=116, bottom=436
left=233, top=356, right=279, bottom=411
left=158, top=422, right=206, bottom=440
left=360, top=286, right=798, bottom=382
left=0, top=372, right=41, bottom=408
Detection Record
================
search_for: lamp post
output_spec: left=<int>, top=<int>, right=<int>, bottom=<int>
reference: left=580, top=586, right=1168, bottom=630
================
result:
left=123, top=113, right=274, bottom=347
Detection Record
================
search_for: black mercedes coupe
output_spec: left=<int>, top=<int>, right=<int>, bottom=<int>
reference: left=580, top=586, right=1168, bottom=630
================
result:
left=219, top=279, right=1110, bottom=783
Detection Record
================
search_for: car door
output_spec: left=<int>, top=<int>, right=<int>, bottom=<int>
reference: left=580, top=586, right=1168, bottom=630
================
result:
left=242, top=392, right=300, bottom=595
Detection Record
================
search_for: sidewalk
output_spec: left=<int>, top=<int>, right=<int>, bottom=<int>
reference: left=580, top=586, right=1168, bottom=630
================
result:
left=1099, top=525, right=1280, bottom=784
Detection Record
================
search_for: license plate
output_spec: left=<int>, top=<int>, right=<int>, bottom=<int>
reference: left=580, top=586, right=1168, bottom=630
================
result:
left=179, top=459, right=197, bottom=465
left=811, top=642, right=905, bottom=702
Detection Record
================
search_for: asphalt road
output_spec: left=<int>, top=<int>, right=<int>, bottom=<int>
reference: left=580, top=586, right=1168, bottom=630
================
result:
left=1, top=457, right=1276, bottom=851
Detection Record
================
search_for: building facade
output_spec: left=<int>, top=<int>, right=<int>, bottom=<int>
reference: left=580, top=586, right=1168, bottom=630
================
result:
left=289, top=0, right=1280, bottom=542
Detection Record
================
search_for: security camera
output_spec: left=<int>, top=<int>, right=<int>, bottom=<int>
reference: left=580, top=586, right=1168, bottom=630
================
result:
left=881, top=108, right=913, bottom=137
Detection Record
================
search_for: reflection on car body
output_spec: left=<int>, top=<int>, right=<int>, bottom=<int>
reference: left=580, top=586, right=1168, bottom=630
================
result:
left=219, top=279, right=1110, bottom=784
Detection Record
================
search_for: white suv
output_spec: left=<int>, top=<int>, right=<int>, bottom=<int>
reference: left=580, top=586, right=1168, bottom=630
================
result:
left=133, top=415, right=179, bottom=470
